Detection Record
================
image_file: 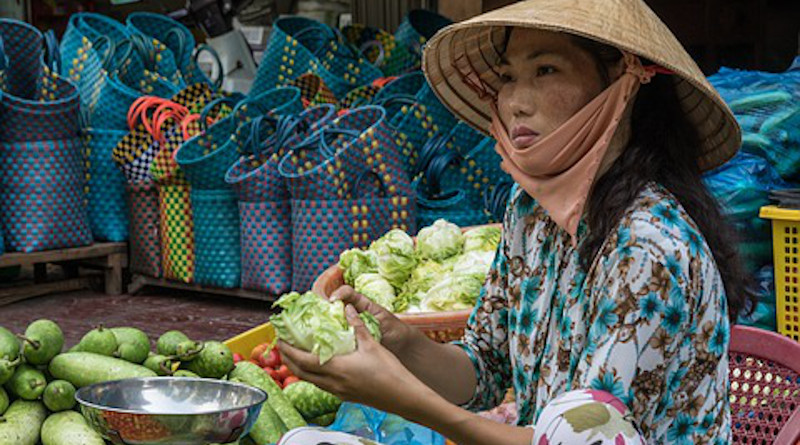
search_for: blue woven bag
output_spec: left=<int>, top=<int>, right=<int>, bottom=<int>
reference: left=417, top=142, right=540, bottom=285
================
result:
left=341, top=24, right=416, bottom=77
left=279, top=105, right=412, bottom=201
left=415, top=180, right=491, bottom=229
left=291, top=171, right=416, bottom=291
left=85, top=129, right=129, bottom=241
left=191, top=188, right=241, bottom=288
left=252, top=16, right=382, bottom=99
left=126, top=12, right=218, bottom=88
left=394, top=10, right=451, bottom=71
left=0, top=20, right=92, bottom=252
left=176, top=87, right=303, bottom=190
left=227, top=105, right=336, bottom=294
left=60, top=13, right=132, bottom=120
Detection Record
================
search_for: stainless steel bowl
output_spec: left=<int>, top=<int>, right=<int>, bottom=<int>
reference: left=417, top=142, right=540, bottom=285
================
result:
left=75, top=377, right=267, bottom=445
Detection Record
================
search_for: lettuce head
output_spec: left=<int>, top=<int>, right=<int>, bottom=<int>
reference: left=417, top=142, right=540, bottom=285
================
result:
left=463, top=226, right=501, bottom=253
left=338, top=248, right=378, bottom=286
left=422, top=274, right=483, bottom=312
left=369, top=229, right=417, bottom=288
left=271, top=291, right=381, bottom=364
left=354, top=273, right=396, bottom=310
left=416, top=219, right=465, bottom=262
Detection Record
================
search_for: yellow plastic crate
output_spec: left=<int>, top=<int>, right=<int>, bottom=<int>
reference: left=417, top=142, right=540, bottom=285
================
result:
left=224, top=322, right=275, bottom=357
left=760, top=206, right=800, bottom=341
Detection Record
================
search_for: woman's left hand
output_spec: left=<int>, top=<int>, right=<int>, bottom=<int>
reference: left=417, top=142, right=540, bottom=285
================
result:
left=279, top=304, right=428, bottom=415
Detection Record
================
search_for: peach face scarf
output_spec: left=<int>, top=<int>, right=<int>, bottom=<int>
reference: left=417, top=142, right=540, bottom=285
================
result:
left=489, top=53, right=658, bottom=244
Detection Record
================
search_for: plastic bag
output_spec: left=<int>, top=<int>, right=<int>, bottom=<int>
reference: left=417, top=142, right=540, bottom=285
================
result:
left=702, top=152, right=792, bottom=274
left=708, top=64, right=800, bottom=180
left=737, top=265, right=776, bottom=332
left=327, top=403, right=446, bottom=445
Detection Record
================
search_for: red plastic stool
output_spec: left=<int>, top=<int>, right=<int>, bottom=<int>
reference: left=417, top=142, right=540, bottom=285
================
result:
left=730, top=325, right=800, bottom=445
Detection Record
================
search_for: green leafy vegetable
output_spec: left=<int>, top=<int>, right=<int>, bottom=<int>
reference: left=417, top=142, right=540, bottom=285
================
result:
left=271, top=292, right=381, bottom=364
left=354, top=273, right=396, bottom=310
left=422, top=274, right=484, bottom=312
left=369, top=229, right=417, bottom=288
left=416, top=219, right=465, bottom=261
left=338, top=248, right=378, bottom=286
left=450, top=251, right=495, bottom=281
left=463, top=226, right=501, bottom=252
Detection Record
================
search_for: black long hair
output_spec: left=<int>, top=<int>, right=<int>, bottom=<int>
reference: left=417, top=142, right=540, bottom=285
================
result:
left=571, top=37, right=755, bottom=322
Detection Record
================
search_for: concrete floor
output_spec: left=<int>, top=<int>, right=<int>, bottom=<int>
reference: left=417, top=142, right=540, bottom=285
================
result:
left=0, top=288, right=273, bottom=348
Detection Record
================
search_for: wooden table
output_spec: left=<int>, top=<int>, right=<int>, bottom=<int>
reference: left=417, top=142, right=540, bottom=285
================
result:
left=0, top=242, right=127, bottom=306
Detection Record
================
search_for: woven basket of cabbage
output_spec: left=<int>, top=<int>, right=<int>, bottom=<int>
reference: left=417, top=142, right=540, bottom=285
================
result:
left=313, top=222, right=502, bottom=343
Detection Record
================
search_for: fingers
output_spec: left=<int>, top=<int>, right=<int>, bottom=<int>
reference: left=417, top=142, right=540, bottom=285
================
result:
left=329, top=285, right=354, bottom=301
left=277, top=340, right=324, bottom=374
left=345, top=304, right=375, bottom=346
left=332, top=286, right=377, bottom=315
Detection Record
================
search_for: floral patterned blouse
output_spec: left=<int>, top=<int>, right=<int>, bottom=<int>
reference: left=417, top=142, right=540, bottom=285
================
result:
left=455, top=183, right=731, bottom=444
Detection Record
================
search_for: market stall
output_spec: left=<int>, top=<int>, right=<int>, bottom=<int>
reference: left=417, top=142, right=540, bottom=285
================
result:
left=0, top=0, right=799, bottom=444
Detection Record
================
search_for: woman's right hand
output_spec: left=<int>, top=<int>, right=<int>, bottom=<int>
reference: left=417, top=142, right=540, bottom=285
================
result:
left=330, top=285, right=418, bottom=357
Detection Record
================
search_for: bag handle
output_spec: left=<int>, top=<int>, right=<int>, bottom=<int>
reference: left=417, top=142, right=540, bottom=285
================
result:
left=425, top=148, right=462, bottom=195
left=484, top=181, right=514, bottom=222
left=199, top=95, right=239, bottom=127
left=44, top=30, right=61, bottom=73
left=414, top=177, right=467, bottom=209
left=192, top=43, right=224, bottom=90
left=128, top=33, right=157, bottom=72
left=415, top=132, right=448, bottom=177
left=359, top=40, right=385, bottom=68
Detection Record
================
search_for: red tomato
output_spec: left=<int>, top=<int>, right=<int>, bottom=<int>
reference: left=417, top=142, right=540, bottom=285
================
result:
left=283, top=376, right=301, bottom=387
left=275, top=365, right=292, bottom=382
left=233, top=353, right=244, bottom=364
left=260, top=348, right=281, bottom=369
left=266, top=367, right=281, bottom=383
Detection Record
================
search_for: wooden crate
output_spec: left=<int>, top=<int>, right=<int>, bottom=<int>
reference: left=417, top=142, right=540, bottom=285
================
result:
left=0, top=243, right=127, bottom=306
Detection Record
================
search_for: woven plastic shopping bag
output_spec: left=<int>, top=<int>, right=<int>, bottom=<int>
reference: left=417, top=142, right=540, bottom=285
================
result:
left=0, top=19, right=92, bottom=253
left=226, top=105, right=337, bottom=294
left=287, top=73, right=337, bottom=108
left=176, top=86, right=303, bottom=190
left=393, top=9, right=452, bottom=71
left=290, top=171, right=417, bottom=292
left=191, top=189, right=241, bottom=288
left=126, top=12, right=218, bottom=88
left=126, top=182, right=162, bottom=277
left=84, top=129, right=129, bottom=241
left=252, top=16, right=382, bottom=99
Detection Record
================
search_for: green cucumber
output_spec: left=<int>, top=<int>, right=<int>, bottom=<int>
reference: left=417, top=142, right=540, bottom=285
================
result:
left=183, top=341, right=234, bottom=378
left=41, top=410, right=105, bottom=445
left=233, top=381, right=286, bottom=445
left=4, top=364, right=46, bottom=400
left=157, top=330, right=190, bottom=356
left=0, top=388, right=7, bottom=416
left=0, top=328, right=19, bottom=361
left=283, top=381, right=341, bottom=420
left=0, top=400, right=47, bottom=445
left=43, top=380, right=76, bottom=412
left=77, top=325, right=117, bottom=356
left=48, top=352, right=156, bottom=388
left=229, top=361, right=306, bottom=430
left=110, top=327, right=150, bottom=364
left=20, top=320, right=63, bottom=365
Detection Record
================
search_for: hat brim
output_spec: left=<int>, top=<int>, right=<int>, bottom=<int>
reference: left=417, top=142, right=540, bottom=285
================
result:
left=422, top=1, right=741, bottom=172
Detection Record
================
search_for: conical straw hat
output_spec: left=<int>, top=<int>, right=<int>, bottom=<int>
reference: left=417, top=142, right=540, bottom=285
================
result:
left=422, top=0, right=740, bottom=171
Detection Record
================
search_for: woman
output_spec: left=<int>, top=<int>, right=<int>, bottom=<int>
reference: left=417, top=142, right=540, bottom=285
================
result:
left=279, top=0, right=751, bottom=443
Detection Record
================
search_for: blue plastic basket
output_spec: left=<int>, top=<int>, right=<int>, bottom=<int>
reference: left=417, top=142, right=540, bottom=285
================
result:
left=394, top=9, right=452, bottom=71
left=191, top=188, right=241, bottom=288
left=85, top=128, right=129, bottom=241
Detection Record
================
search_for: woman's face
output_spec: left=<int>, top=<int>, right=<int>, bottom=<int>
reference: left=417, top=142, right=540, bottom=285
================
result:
left=496, top=28, right=619, bottom=148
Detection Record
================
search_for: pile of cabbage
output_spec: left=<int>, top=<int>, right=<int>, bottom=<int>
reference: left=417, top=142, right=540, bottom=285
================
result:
left=338, top=220, right=501, bottom=313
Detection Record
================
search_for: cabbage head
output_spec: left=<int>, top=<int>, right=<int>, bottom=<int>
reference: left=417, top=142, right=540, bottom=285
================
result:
left=416, top=219, right=465, bottom=262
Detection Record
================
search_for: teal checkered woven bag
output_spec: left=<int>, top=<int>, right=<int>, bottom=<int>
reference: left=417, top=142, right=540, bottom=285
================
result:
left=394, top=10, right=452, bottom=71
left=191, top=188, right=241, bottom=288
left=127, top=12, right=218, bottom=88
left=176, top=87, right=303, bottom=190
left=85, top=128, right=129, bottom=241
